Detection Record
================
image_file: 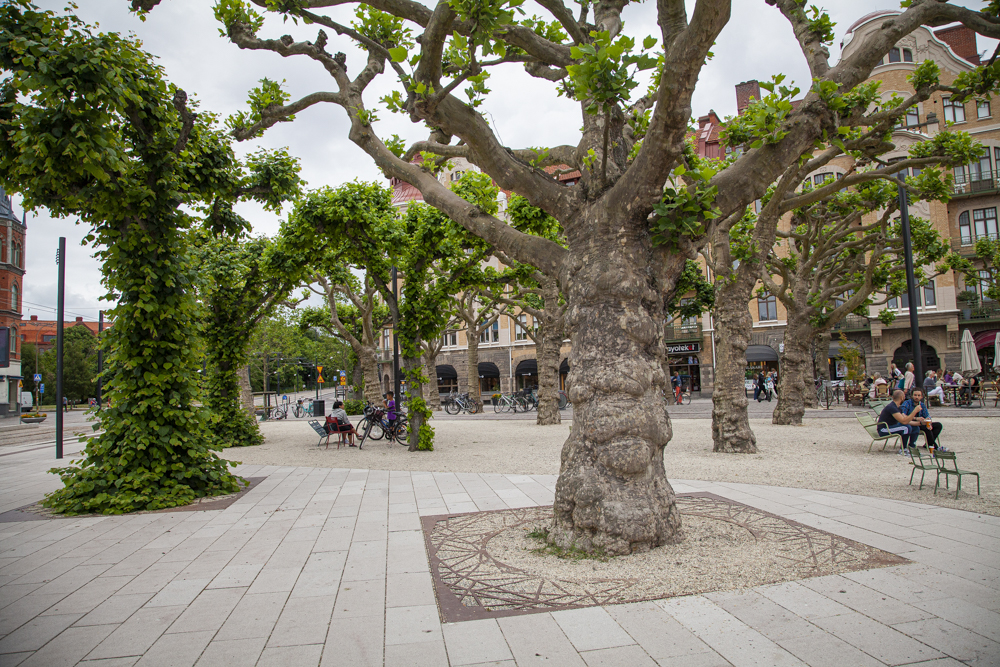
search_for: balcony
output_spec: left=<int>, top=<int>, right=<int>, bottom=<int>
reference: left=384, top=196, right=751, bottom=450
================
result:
left=664, top=323, right=702, bottom=342
left=377, top=349, right=393, bottom=363
left=958, top=304, right=1000, bottom=321
left=951, top=233, right=999, bottom=256
left=831, top=314, right=871, bottom=331
left=952, top=172, right=1000, bottom=197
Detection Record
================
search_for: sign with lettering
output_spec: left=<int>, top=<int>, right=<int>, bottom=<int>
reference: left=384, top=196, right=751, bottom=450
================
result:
left=665, top=342, right=700, bottom=354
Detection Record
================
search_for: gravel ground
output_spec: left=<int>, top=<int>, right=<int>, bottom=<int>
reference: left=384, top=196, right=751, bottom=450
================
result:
left=224, top=416, right=1000, bottom=515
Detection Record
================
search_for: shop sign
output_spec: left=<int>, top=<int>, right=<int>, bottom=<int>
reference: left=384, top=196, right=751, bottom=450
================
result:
left=665, top=342, right=700, bottom=354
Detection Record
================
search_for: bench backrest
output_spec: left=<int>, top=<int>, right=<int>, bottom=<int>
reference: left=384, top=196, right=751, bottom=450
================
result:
left=308, top=420, right=327, bottom=436
left=934, top=451, right=960, bottom=472
left=909, top=448, right=935, bottom=469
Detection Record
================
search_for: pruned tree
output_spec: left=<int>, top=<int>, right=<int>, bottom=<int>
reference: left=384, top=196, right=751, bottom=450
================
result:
left=763, top=179, right=951, bottom=425
left=1, top=2, right=299, bottom=513
left=135, top=0, right=1000, bottom=553
left=300, top=270, right=392, bottom=404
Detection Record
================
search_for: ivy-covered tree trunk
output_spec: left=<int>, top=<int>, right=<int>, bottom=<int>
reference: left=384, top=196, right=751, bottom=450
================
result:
left=402, top=354, right=428, bottom=451
left=423, top=349, right=441, bottom=411
left=550, top=222, right=682, bottom=555
left=536, top=322, right=562, bottom=426
left=45, top=224, right=241, bottom=513
left=238, top=364, right=255, bottom=419
left=773, top=314, right=814, bottom=425
left=711, top=280, right=757, bottom=453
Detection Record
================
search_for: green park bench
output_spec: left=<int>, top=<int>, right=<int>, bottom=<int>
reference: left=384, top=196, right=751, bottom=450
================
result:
left=854, top=412, right=900, bottom=453
left=907, top=448, right=937, bottom=490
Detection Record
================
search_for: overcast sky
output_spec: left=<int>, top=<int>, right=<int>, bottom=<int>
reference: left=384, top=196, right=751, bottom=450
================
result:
left=16, top=0, right=989, bottom=321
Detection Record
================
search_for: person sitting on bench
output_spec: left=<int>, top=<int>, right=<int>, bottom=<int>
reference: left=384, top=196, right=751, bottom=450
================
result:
left=923, top=370, right=946, bottom=404
left=901, top=388, right=946, bottom=452
left=878, top=389, right=922, bottom=456
left=327, top=401, right=356, bottom=447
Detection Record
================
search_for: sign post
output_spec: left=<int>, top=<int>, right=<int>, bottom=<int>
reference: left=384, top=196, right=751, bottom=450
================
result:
left=316, top=365, right=324, bottom=397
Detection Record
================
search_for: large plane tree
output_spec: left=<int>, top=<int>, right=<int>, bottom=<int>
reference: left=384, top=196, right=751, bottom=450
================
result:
left=136, top=0, right=1000, bottom=553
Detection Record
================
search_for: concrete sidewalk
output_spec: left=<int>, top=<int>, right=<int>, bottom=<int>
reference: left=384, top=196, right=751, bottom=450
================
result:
left=1, top=439, right=998, bottom=666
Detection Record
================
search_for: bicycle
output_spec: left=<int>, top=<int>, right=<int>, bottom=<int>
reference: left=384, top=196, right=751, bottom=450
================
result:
left=493, top=393, right=518, bottom=413
left=666, top=383, right=691, bottom=405
left=292, top=398, right=314, bottom=418
left=357, top=402, right=409, bottom=448
left=816, top=380, right=842, bottom=409
left=443, top=392, right=481, bottom=415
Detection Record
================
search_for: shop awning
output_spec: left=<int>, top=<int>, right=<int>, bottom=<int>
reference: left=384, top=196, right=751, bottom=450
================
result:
left=828, top=340, right=864, bottom=359
left=745, top=345, right=779, bottom=362
left=515, top=359, right=537, bottom=376
left=559, top=358, right=570, bottom=374
left=973, top=330, right=1000, bottom=350
left=436, top=365, right=457, bottom=380
left=478, top=362, right=500, bottom=378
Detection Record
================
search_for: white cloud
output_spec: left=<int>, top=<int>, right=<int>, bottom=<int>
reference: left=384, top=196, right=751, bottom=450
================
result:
left=18, top=0, right=990, bottom=316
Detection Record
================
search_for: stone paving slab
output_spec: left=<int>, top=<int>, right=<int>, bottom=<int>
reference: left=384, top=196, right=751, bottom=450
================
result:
left=1, top=438, right=999, bottom=666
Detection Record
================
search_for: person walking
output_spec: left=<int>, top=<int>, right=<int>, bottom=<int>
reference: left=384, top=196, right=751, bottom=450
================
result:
left=765, top=371, right=776, bottom=401
left=903, top=362, right=916, bottom=395
left=755, top=371, right=765, bottom=402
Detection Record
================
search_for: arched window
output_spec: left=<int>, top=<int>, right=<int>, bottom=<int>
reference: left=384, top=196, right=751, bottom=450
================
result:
left=10, top=327, right=15, bottom=354
left=12, top=243, right=20, bottom=268
left=10, top=282, right=17, bottom=311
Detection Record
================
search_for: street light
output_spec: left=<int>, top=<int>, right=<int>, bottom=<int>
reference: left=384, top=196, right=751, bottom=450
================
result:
left=896, top=111, right=938, bottom=385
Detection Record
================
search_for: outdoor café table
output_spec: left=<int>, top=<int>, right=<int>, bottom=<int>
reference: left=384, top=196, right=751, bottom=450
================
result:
left=942, top=383, right=963, bottom=406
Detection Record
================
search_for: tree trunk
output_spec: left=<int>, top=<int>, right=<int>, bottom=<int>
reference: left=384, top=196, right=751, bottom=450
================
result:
left=536, top=322, right=562, bottom=425
left=550, top=228, right=682, bottom=556
left=711, top=282, right=757, bottom=453
left=403, top=355, right=426, bottom=451
left=237, top=364, right=254, bottom=419
left=773, top=316, right=813, bottom=425
left=424, top=351, right=441, bottom=411
left=358, top=345, right=382, bottom=404
left=466, top=333, right=481, bottom=407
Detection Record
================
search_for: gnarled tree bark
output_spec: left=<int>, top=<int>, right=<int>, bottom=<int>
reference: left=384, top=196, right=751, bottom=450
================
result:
left=773, top=313, right=813, bottom=425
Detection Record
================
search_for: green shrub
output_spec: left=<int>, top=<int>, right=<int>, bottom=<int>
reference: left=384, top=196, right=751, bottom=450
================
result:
left=344, top=399, right=364, bottom=415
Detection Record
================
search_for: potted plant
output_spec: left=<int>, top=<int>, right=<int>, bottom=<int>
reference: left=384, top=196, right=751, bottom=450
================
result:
left=21, top=412, right=47, bottom=424
left=957, top=290, right=979, bottom=319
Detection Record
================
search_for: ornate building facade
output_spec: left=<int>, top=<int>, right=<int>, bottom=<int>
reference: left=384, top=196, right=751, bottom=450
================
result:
left=0, top=187, right=25, bottom=415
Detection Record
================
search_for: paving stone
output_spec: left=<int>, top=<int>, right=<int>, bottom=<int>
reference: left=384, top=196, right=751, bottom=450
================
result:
left=193, top=637, right=266, bottom=667
left=498, top=613, right=586, bottom=666
left=891, top=617, right=1000, bottom=665
left=0, top=613, right=82, bottom=654
left=74, top=593, right=155, bottom=628
left=332, top=577, right=384, bottom=618
left=442, top=618, right=513, bottom=665
left=164, top=586, right=245, bottom=635
left=809, top=610, right=943, bottom=665
left=653, top=651, right=733, bottom=667
left=800, top=575, right=934, bottom=625
left=384, top=640, right=448, bottom=666
left=213, top=591, right=289, bottom=641
left=0, top=651, right=32, bottom=666
left=257, top=644, right=324, bottom=667
left=39, top=576, right=134, bottom=617
left=704, top=590, right=818, bottom=642
left=775, top=631, right=886, bottom=667
left=658, top=595, right=807, bottom=667
left=86, top=605, right=186, bottom=660
left=581, top=644, right=657, bottom=666
left=78, top=657, right=139, bottom=666
left=267, top=595, right=335, bottom=648
left=0, top=592, right=67, bottom=634
left=17, top=622, right=116, bottom=667
left=756, top=581, right=852, bottom=620
left=144, top=578, right=209, bottom=608
left=132, top=629, right=213, bottom=667
left=385, top=571, right=436, bottom=608
left=247, top=567, right=303, bottom=595
left=386, top=531, right=428, bottom=574
left=552, top=607, right=636, bottom=652
left=911, top=596, right=1000, bottom=642
left=384, top=604, right=441, bottom=645
left=320, top=614, right=383, bottom=666
left=605, top=601, right=713, bottom=661
left=342, top=541, right=387, bottom=582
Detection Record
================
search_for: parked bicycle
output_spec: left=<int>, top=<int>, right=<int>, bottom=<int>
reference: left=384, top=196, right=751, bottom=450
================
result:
left=816, top=379, right=842, bottom=409
left=356, top=401, right=410, bottom=448
left=443, top=392, right=482, bottom=415
left=292, top=398, right=314, bottom=418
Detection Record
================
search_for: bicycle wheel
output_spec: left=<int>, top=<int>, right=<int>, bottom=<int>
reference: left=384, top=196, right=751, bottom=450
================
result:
left=394, top=418, right=410, bottom=445
left=493, top=399, right=502, bottom=413
left=471, top=400, right=482, bottom=414
left=558, top=391, right=569, bottom=409
left=293, top=406, right=303, bottom=418
left=367, top=419, right=385, bottom=440
left=444, top=400, right=460, bottom=415
left=681, top=392, right=691, bottom=405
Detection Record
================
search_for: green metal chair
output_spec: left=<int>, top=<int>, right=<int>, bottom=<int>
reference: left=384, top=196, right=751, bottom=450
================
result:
left=855, top=412, right=900, bottom=453
left=934, top=452, right=980, bottom=499
left=907, top=447, right=937, bottom=490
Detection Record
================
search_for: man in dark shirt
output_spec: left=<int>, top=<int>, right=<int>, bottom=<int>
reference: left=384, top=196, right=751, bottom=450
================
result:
left=877, top=389, right=922, bottom=455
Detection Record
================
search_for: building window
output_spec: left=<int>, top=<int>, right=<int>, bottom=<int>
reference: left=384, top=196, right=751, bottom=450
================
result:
left=479, top=321, right=499, bottom=344
left=382, top=329, right=392, bottom=351
left=679, top=298, right=699, bottom=331
left=888, top=47, right=901, bottom=63
left=905, top=108, right=919, bottom=127
left=12, top=243, right=20, bottom=268
left=959, top=210, right=972, bottom=244
left=943, top=96, right=966, bottom=123
left=757, top=293, right=777, bottom=322
left=812, top=173, right=834, bottom=187
left=978, top=101, right=992, bottom=119
left=10, top=282, right=17, bottom=311
left=888, top=280, right=937, bottom=309
left=902, top=48, right=913, bottom=62
left=972, top=207, right=999, bottom=242
left=923, top=281, right=936, bottom=307
left=10, top=327, right=15, bottom=354
left=982, top=270, right=995, bottom=301
left=42, top=335, right=56, bottom=343
left=515, top=314, right=529, bottom=341
left=449, top=170, right=465, bottom=181
left=441, top=331, right=457, bottom=347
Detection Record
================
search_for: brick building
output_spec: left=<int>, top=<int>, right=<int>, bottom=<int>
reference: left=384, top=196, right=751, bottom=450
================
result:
left=0, top=187, right=25, bottom=416
left=21, top=315, right=104, bottom=350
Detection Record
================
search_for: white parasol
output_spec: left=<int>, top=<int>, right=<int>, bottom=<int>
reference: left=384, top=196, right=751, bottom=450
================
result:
left=994, top=332, right=1000, bottom=374
left=959, top=329, right=982, bottom=378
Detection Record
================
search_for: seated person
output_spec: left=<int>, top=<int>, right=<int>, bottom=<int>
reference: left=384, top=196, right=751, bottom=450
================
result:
left=326, top=401, right=356, bottom=446
left=923, top=370, right=946, bottom=404
left=901, top=388, right=946, bottom=452
left=869, top=372, right=887, bottom=398
left=877, top=389, right=922, bottom=455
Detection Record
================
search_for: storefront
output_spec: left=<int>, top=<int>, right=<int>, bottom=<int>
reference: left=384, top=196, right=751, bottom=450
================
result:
left=478, top=362, right=501, bottom=395
left=665, top=342, right=701, bottom=392
left=559, top=358, right=570, bottom=391
left=436, top=364, right=458, bottom=395
left=974, top=330, right=999, bottom=378
left=745, top=344, right=779, bottom=377
left=515, top=358, right=538, bottom=390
